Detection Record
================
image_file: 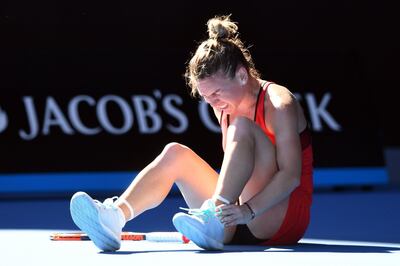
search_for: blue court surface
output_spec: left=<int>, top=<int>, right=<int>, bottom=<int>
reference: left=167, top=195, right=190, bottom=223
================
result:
left=1, top=189, right=400, bottom=266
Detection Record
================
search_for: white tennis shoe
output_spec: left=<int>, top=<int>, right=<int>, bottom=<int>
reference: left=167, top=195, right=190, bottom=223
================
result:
left=172, top=199, right=224, bottom=250
left=70, top=191, right=126, bottom=251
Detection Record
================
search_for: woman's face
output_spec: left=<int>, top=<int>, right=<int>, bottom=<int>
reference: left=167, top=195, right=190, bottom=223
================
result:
left=197, top=71, right=246, bottom=114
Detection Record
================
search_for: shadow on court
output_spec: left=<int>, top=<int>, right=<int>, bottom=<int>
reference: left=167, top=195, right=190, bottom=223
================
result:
left=275, top=243, right=400, bottom=253
left=100, top=242, right=400, bottom=254
left=196, top=242, right=400, bottom=254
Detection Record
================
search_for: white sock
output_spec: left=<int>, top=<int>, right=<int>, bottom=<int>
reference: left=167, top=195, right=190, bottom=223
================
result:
left=213, top=194, right=231, bottom=204
left=117, top=198, right=135, bottom=222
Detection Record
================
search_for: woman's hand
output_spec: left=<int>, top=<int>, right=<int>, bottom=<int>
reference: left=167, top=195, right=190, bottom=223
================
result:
left=216, top=203, right=253, bottom=227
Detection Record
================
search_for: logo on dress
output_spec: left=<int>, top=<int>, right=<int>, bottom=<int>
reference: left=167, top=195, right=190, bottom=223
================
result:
left=0, top=106, right=8, bottom=133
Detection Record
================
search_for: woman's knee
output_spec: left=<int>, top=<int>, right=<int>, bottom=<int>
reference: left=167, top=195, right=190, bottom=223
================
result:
left=160, top=142, right=190, bottom=163
left=228, top=116, right=255, bottom=142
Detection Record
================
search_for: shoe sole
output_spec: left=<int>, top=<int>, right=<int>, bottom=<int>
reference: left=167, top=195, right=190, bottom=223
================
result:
left=172, top=214, right=223, bottom=250
left=70, top=192, right=120, bottom=251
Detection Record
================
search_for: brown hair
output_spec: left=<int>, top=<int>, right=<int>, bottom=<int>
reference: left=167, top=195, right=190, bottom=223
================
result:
left=185, top=15, right=261, bottom=97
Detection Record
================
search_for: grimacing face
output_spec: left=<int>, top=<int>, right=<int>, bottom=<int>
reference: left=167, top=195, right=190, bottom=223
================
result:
left=197, top=69, right=247, bottom=114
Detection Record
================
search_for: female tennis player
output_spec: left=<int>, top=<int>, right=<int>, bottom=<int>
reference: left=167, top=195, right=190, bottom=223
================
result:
left=70, top=14, right=313, bottom=251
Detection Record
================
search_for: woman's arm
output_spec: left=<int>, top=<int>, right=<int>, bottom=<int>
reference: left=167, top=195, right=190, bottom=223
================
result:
left=248, top=86, right=302, bottom=216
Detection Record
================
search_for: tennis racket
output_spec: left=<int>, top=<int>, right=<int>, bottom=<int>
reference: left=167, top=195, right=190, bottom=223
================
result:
left=50, top=231, right=190, bottom=243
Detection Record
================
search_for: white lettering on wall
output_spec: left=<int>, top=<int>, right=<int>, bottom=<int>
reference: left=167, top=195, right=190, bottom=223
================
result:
left=42, top=97, right=75, bottom=136
left=162, top=93, right=188, bottom=133
left=0, top=106, right=8, bottom=133
left=97, top=95, right=133, bottom=135
left=305, top=93, right=341, bottom=132
left=132, top=95, right=161, bottom=134
left=19, top=97, right=40, bottom=140
left=69, top=95, right=101, bottom=135
left=11, top=90, right=341, bottom=140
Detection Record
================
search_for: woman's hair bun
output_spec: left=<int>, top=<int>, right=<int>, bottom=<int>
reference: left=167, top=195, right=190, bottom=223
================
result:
left=207, top=15, right=238, bottom=40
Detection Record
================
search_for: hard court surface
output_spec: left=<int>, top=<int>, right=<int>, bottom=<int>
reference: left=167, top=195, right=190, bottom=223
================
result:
left=1, top=190, right=400, bottom=266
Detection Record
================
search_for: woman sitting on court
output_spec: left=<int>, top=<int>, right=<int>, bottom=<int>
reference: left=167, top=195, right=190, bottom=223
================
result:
left=70, top=14, right=313, bottom=251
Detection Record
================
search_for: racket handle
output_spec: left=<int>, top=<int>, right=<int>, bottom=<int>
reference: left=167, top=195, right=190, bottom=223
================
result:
left=145, top=232, right=190, bottom=243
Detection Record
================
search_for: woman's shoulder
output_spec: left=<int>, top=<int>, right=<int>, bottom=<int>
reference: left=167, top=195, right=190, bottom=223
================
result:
left=265, top=83, right=296, bottom=110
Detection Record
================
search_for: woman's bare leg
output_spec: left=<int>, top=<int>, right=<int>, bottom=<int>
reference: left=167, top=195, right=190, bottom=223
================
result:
left=117, top=117, right=286, bottom=243
left=213, top=117, right=288, bottom=241
left=214, top=117, right=278, bottom=203
left=116, top=142, right=219, bottom=220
